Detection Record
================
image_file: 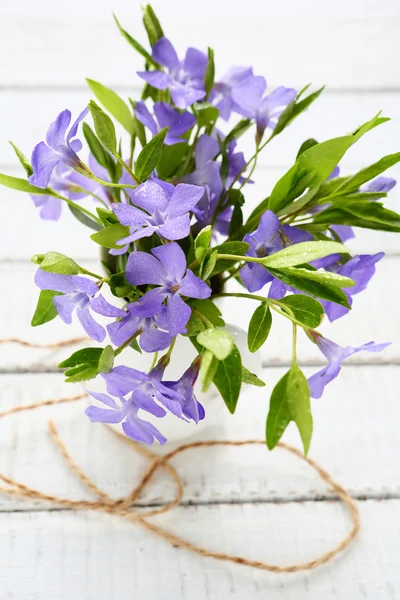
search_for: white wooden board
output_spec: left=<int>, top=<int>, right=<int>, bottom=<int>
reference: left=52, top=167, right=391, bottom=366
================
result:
left=0, top=501, right=398, bottom=600
left=0, top=365, right=398, bottom=511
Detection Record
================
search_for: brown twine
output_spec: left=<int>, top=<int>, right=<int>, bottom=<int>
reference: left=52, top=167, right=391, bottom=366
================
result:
left=0, top=336, right=360, bottom=573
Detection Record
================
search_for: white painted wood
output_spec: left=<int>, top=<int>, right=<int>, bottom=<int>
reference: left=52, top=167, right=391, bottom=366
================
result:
left=1, top=13, right=400, bottom=89
left=1, top=90, right=400, bottom=169
left=0, top=365, right=398, bottom=511
left=0, top=258, right=397, bottom=369
left=0, top=500, right=398, bottom=599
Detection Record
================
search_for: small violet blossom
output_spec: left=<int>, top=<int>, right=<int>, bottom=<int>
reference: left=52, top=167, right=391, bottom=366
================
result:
left=315, top=252, right=384, bottom=322
left=113, top=180, right=203, bottom=245
left=308, top=332, right=390, bottom=399
left=240, top=210, right=312, bottom=296
left=34, top=269, right=125, bottom=342
left=107, top=297, right=174, bottom=353
left=209, top=66, right=254, bottom=120
left=125, top=242, right=211, bottom=335
left=138, top=38, right=207, bottom=109
left=135, top=101, right=196, bottom=145
left=232, top=76, right=296, bottom=140
left=29, top=108, right=88, bottom=189
left=163, top=361, right=205, bottom=424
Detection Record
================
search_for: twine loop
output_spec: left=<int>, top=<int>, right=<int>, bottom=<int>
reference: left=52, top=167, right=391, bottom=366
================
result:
left=0, top=337, right=360, bottom=572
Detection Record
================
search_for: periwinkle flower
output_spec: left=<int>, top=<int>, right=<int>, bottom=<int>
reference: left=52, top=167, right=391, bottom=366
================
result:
left=34, top=269, right=125, bottom=342
left=240, top=210, right=312, bottom=295
left=210, top=66, right=254, bottom=120
left=135, top=101, right=196, bottom=145
left=107, top=297, right=174, bottom=353
left=31, top=163, right=88, bottom=221
left=103, top=364, right=190, bottom=421
left=125, top=242, right=211, bottom=335
left=232, top=76, right=296, bottom=141
left=138, top=38, right=207, bottom=109
left=361, top=176, right=396, bottom=195
left=308, top=332, right=390, bottom=399
left=29, top=108, right=89, bottom=189
left=225, top=139, right=251, bottom=189
left=113, top=180, right=204, bottom=244
left=85, top=391, right=167, bottom=445
left=163, top=362, right=205, bottom=424
left=317, top=252, right=384, bottom=322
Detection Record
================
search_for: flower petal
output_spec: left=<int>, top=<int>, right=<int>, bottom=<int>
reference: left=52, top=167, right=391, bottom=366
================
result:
left=135, top=101, right=158, bottom=137
left=122, top=412, right=167, bottom=445
left=112, top=203, right=148, bottom=226
left=170, top=82, right=206, bottom=109
left=183, top=47, right=207, bottom=80
left=166, top=294, right=191, bottom=334
left=241, top=263, right=273, bottom=293
left=180, top=269, right=211, bottom=299
left=85, top=404, right=128, bottom=423
left=137, top=70, right=171, bottom=90
left=166, top=183, right=204, bottom=218
left=152, top=37, right=180, bottom=70
left=129, top=180, right=168, bottom=213
left=67, top=107, right=89, bottom=142
left=76, top=307, right=106, bottom=342
left=152, top=242, right=187, bottom=281
left=29, top=142, right=59, bottom=189
left=45, top=109, right=71, bottom=148
left=89, top=294, right=126, bottom=318
left=52, top=294, right=75, bottom=324
left=232, top=75, right=266, bottom=117
left=126, top=251, right=166, bottom=286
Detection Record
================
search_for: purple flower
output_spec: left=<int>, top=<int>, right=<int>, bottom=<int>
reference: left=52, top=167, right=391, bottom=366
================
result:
left=113, top=181, right=204, bottom=245
left=103, top=363, right=192, bottom=422
left=232, top=76, right=296, bottom=140
left=183, top=134, right=223, bottom=230
left=34, top=269, right=125, bottom=342
left=210, top=66, right=254, bottom=120
left=107, top=298, right=174, bottom=353
left=361, top=176, right=396, bottom=195
left=135, top=101, right=196, bottom=145
left=225, top=139, right=252, bottom=188
left=308, top=332, right=390, bottom=399
left=240, top=210, right=312, bottom=295
left=318, top=253, right=384, bottom=321
left=163, top=362, right=205, bottom=424
left=85, top=390, right=167, bottom=445
left=30, top=163, right=87, bottom=221
left=125, top=242, right=211, bottom=335
left=138, top=38, right=207, bottom=109
left=29, top=108, right=88, bottom=189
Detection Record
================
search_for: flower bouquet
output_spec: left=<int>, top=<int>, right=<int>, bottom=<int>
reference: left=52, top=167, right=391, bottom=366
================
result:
left=1, top=5, right=398, bottom=452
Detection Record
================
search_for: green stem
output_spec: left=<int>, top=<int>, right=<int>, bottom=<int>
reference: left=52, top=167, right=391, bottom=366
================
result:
left=150, top=352, right=159, bottom=370
left=80, top=267, right=103, bottom=280
left=90, top=174, right=138, bottom=191
left=113, top=153, right=139, bottom=184
left=192, top=308, right=213, bottom=328
left=53, top=194, right=102, bottom=224
left=216, top=253, right=261, bottom=264
left=114, top=331, right=141, bottom=356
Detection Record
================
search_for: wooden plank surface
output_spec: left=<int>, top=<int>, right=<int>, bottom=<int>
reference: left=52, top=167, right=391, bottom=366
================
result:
left=0, top=501, right=398, bottom=600
left=0, top=365, right=398, bottom=511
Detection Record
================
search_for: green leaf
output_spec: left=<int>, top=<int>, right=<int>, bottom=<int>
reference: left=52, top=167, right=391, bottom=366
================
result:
left=213, top=345, right=242, bottom=414
left=186, top=311, right=207, bottom=337
left=278, top=295, right=324, bottom=328
left=9, top=141, right=33, bottom=176
left=197, top=328, right=234, bottom=361
left=91, top=223, right=130, bottom=249
left=190, top=299, right=225, bottom=328
left=313, top=201, right=400, bottom=232
left=33, top=252, right=80, bottom=275
left=272, top=85, right=325, bottom=138
left=59, top=347, right=107, bottom=383
left=224, top=119, right=252, bottom=147
left=98, top=345, right=114, bottom=374
left=87, top=79, right=133, bottom=134
left=68, top=204, right=102, bottom=232
left=195, top=225, right=212, bottom=250
left=330, top=152, right=400, bottom=196
left=113, top=14, right=157, bottom=67
left=261, top=240, right=348, bottom=269
left=266, top=364, right=313, bottom=454
left=88, top=100, right=117, bottom=153
left=269, top=266, right=353, bottom=308
left=200, top=349, right=219, bottom=392
left=204, top=47, right=215, bottom=98
left=241, top=366, right=266, bottom=387
left=296, top=138, right=318, bottom=159
left=31, top=290, right=62, bottom=327
left=156, top=142, right=188, bottom=179
left=297, top=112, right=388, bottom=187
left=201, top=249, right=218, bottom=280
left=108, top=272, right=134, bottom=298
left=82, top=123, right=116, bottom=180
left=135, top=127, right=167, bottom=181
left=0, top=173, right=56, bottom=195
left=248, top=303, right=272, bottom=353
left=96, top=207, right=119, bottom=226
left=142, top=4, right=164, bottom=46
left=193, top=102, right=219, bottom=129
